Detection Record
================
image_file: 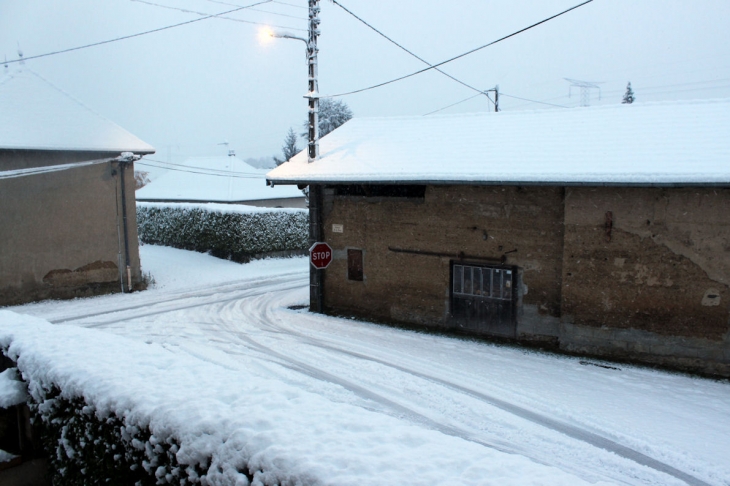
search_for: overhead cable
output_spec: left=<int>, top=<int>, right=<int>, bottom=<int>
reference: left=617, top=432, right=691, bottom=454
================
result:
left=500, top=93, right=569, bottom=108
left=422, top=92, right=485, bottom=116
left=133, top=0, right=306, bottom=31
left=139, top=158, right=267, bottom=178
left=197, top=0, right=307, bottom=19
left=138, top=162, right=267, bottom=179
left=4, top=0, right=274, bottom=64
left=135, top=0, right=308, bottom=26
left=326, top=0, right=594, bottom=98
left=271, top=0, right=307, bottom=9
left=331, top=0, right=488, bottom=96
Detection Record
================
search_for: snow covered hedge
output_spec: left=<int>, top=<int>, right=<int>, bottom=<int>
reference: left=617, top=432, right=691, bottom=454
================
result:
left=137, top=203, right=308, bottom=262
left=0, top=312, right=263, bottom=485
left=31, top=391, right=204, bottom=485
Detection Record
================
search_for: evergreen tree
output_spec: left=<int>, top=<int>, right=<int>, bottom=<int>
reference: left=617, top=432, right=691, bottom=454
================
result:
left=622, top=82, right=635, bottom=104
left=273, top=127, right=300, bottom=166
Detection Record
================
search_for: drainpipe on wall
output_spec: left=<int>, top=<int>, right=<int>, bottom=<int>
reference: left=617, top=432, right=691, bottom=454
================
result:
left=113, top=175, right=124, bottom=293
left=115, top=152, right=140, bottom=292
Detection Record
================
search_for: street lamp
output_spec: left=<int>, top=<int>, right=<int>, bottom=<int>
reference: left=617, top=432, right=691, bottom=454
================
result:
left=260, top=5, right=320, bottom=165
left=263, top=0, right=324, bottom=313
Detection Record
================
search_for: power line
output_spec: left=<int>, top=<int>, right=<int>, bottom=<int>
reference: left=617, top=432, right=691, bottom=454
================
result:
left=168, top=0, right=308, bottom=20
left=333, top=2, right=575, bottom=116
left=271, top=0, right=307, bottom=9
left=599, top=78, right=730, bottom=97
left=500, top=93, right=569, bottom=108
left=331, top=0, right=487, bottom=96
left=142, top=157, right=266, bottom=175
left=133, top=0, right=307, bottom=31
left=4, top=0, right=274, bottom=64
left=139, top=159, right=267, bottom=178
left=326, top=0, right=594, bottom=98
left=423, top=89, right=569, bottom=116
left=422, top=92, right=485, bottom=116
left=196, top=0, right=308, bottom=20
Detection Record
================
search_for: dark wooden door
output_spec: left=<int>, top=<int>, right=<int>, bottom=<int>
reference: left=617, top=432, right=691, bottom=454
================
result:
left=451, top=263, right=516, bottom=338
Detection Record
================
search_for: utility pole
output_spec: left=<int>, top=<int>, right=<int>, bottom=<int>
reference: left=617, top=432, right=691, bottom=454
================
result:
left=266, top=2, right=323, bottom=312
left=564, top=78, right=603, bottom=107
left=306, top=0, right=325, bottom=313
left=484, top=85, right=499, bottom=112
left=306, top=0, right=320, bottom=163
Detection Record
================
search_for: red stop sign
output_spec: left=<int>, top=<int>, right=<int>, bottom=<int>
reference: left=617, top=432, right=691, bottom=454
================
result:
left=309, top=242, right=333, bottom=269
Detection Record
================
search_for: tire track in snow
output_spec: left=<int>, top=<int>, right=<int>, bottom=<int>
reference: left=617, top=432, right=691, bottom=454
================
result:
left=238, top=289, right=711, bottom=486
left=118, top=295, right=527, bottom=471
left=209, top=303, right=525, bottom=456
left=51, top=275, right=308, bottom=326
left=48, top=275, right=712, bottom=486
left=211, top=295, right=638, bottom=485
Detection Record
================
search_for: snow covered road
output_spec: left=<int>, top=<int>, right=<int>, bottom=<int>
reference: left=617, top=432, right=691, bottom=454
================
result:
left=7, top=245, right=730, bottom=486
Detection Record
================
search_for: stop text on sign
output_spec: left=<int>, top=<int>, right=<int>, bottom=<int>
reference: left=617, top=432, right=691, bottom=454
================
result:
left=309, top=242, right=333, bottom=269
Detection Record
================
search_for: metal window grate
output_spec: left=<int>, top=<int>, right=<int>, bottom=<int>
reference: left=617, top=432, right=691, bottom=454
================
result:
left=453, top=264, right=512, bottom=301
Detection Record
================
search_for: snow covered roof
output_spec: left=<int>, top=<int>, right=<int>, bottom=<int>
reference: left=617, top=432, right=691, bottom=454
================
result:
left=0, top=68, right=154, bottom=154
left=136, top=156, right=304, bottom=203
left=266, top=99, right=730, bottom=186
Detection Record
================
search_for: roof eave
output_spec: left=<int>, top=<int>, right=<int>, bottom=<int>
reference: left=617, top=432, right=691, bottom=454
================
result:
left=266, top=178, right=730, bottom=188
left=0, top=146, right=156, bottom=155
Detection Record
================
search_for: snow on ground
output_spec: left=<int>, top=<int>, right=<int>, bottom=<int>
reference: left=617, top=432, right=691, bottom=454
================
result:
left=2, top=245, right=729, bottom=485
left=139, top=243, right=305, bottom=291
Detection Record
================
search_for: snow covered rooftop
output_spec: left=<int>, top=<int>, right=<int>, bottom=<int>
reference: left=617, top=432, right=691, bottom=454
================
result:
left=136, top=156, right=304, bottom=203
left=0, top=68, right=154, bottom=154
left=266, top=99, right=730, bottom=186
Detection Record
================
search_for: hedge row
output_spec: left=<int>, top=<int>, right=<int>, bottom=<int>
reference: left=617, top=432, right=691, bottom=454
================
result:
left=137, top=203, right=308, bottom=262
left=32, top=387, right=210, bottom=486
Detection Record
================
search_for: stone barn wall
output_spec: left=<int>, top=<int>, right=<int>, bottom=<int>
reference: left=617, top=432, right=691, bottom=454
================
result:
left=320, top=185, right=566, bottom=339
left=560, top=187, right=730, bottom=374
left=318, top=184, right=730, bottom=376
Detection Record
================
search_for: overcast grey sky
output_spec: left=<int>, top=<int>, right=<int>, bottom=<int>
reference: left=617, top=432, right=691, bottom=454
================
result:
left=2, top=0, right=729, bottom=166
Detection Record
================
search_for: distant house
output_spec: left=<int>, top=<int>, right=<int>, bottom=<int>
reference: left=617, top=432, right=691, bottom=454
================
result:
left=267, top=100, right=730, bottom=377
left=136, top=155, right=306, bottom=208
left=0, top=68, right=154, bottom=306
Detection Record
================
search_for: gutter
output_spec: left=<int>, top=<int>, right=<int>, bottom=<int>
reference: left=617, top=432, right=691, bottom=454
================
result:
left=267, top=178, right=730, bottom=188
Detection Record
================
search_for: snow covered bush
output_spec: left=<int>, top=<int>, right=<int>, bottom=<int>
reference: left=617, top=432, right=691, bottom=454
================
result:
left=137, top=203, right=308, bottom=262
left=30, top=389, right=205, bottom=486
left=0, top=357, right=210, bottom=485
left=0, top=314, right=252, bottom=485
